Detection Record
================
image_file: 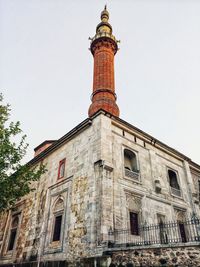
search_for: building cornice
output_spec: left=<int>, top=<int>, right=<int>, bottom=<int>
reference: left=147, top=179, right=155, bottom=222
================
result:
left=97, top=109, right=200, bottom=169
left=28, top=118, right=92, bottom=166
left=27, top=109, right=200, bottom=171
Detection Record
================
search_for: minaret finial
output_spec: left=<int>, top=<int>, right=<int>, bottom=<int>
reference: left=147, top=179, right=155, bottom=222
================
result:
left=101, top=4, right=109, bottom=22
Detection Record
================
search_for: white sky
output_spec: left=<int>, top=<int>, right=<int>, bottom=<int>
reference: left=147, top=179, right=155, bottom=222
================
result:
left=1, top=0, right=200, bottom=165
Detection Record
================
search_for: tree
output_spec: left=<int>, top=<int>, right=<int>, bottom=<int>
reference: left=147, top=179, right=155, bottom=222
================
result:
left=0, top=93, right=46, bottom=212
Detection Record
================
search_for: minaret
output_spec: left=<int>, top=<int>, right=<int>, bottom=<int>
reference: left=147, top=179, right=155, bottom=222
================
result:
left=88, top=6, right=120, bottom=117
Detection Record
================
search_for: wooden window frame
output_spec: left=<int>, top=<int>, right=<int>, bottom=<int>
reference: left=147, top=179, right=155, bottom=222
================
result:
left=57, top=158, right=66, bottom=180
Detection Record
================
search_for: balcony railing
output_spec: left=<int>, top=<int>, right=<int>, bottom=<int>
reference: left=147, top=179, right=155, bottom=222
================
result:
left=125, top=168, right=139, bottom=181
left=170, top=187, right=181, bottom=197
left=107, top=218, right=200, bottom=248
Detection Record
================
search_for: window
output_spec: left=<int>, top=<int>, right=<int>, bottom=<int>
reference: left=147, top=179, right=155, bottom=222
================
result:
left=124, top=149, right=139, bottom=180
left=157, top=214, right=168, bottom=244
left=53, top=215, right=62, bottom=241
left=124, top=149, right=138, bottom=171
left=52, top=198, right=64, bottom=242
left=58, top=159, right=66, bottom=179
left=130, top=212, right=139, bottom=235
left=178, top=221, right=187, bottom=243
left=168, top=170, right=180, bottom=189
left=7, top=216, right=19, bottom=251
left=168, top=169, right=181, bottom=197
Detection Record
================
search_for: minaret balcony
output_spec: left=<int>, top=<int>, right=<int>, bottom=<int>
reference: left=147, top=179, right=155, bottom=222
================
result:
left=90, top=31, right=118, bottom=44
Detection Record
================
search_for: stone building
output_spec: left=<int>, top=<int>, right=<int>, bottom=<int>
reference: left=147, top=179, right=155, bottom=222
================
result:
left=0, top=6, right=200, bottom=267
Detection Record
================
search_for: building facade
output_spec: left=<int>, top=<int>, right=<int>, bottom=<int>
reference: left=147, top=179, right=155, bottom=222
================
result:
left=0, top=7, right=200, bottom=267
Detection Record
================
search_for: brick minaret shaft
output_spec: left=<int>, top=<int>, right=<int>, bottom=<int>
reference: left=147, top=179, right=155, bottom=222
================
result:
left=88, top=6, right=120, bottom=117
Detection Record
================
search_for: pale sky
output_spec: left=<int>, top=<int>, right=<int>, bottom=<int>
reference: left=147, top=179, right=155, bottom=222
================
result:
left=1, top=0, right=200, bottom=165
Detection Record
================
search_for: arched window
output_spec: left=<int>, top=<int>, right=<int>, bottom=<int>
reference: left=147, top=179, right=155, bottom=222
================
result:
left=7, top=216, right=19, bottom=251
left=52, top=198, right=64, bottom=242
left=168, top=170, right=179, bottom=189
left=58, top=159, right=66, bottom=179
left=168, top=170, right=181, bottom=197
left=54, top=198, right=64, bottom=212
left=124, top=149, right=138, bottom=172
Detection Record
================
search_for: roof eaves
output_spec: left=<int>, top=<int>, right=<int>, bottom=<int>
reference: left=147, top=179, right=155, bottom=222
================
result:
left=28, top=117, right=92, bottom=166
left=112, top=115, right=192, bottom=161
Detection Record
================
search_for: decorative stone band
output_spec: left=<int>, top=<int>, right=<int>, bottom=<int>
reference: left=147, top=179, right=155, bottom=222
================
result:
left=88, top=97, right=119, bottom=117
left=90, top=89, right=117, bottom=101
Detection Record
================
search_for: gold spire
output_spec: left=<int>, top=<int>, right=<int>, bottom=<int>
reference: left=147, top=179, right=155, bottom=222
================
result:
left=101, top=5, right=109, bottom=22
left=96, top=5, right=112, bottom=35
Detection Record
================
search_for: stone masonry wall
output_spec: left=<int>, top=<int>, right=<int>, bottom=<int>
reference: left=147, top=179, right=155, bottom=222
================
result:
left=0, top=116, right=102, bottom=265
left=109, top=245, right=200, bottom=267
left=0, top=113, right=200, bottom=267
left=108, top=116, right=195, bottom=229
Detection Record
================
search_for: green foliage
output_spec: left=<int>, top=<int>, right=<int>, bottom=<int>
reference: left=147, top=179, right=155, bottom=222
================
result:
left=0, top=93, right=46, bottom=212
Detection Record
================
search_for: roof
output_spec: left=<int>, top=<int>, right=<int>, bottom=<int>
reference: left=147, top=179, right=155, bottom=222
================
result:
left=28, top=109, right=200, bottom=171
left=34, top=140, right=57, bottom=152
